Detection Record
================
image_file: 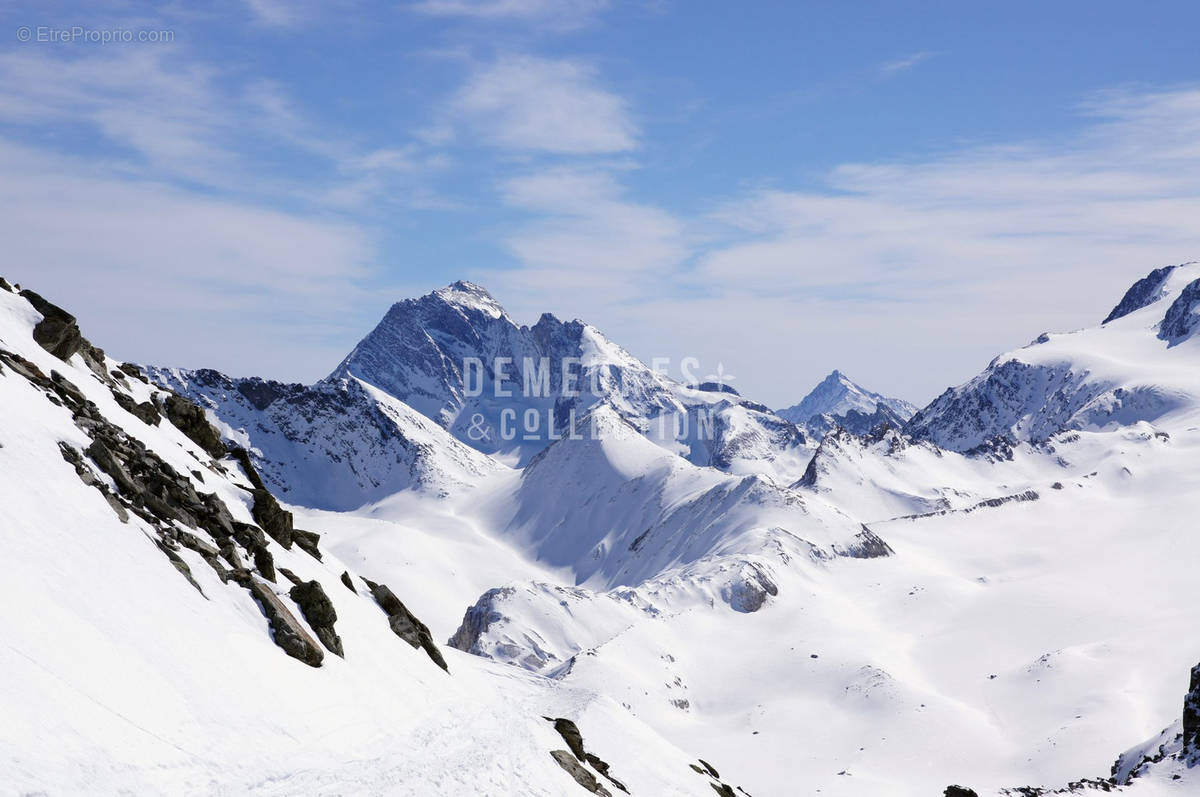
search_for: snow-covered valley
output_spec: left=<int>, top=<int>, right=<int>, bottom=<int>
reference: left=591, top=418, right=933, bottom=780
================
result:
left=3, top=265, right=1200, bottom=795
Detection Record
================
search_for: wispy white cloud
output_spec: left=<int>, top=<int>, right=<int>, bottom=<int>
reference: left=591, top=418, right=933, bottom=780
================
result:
left=880, top=51, right=934, bottom=76
left=481, top=86, right=1200, bottom=406
left=409, top=0, right=609, bottom=30
left=450, top=55, right=638, bottom=154
left=0, top=48, right=442, bottom=209
left=484, top=167, right=686, bottom=312
left=0, top=139, right=373, bottom=379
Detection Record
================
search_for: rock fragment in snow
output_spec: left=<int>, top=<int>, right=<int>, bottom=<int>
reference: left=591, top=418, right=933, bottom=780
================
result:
left=248, top=580, right=323, bottom=668
left=289, top=580, right=344, bottom=657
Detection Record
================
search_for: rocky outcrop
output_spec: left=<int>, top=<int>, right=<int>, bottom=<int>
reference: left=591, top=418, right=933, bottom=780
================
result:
left=251, top=488, right=294, bottom=549
left=1103, top=264, right=1177, bottom=323
left=545, top=717, right=627, bottom=795
left=162, top=394, right=226, bottom=459
left=944, top=787, right=978, bottom=797
left=364, top=578, right=448, bottom=671
left=1158, top=277, right=1200, bottom=344
left=833, top=527, right=894, bottom=559
left=248, top=581, right=324, bottom=668
left=724, top=563, right=778, bottom=613
left=289, top=580, right=344, bottom=657
left=1183, top=662, right=1200, bottom=755
left=292, top=529, right=322, bottom=560
left=111, top=389, right=161, bottom=426
left=550, top=750, right=611, bottom=796
left=447, top=586, right=512, bottom=655
left=20, top=289, right=82, bottom=361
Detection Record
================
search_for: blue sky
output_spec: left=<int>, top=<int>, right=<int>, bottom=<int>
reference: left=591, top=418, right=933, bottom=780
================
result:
left=2, top=0, right=1200, bottom=406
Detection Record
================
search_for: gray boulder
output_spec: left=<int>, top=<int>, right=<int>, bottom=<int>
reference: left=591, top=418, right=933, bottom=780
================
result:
left=20, top=290, right=82, bottom=361
left=162, top=394, right=226, bottom=459
left=289, top=580, right=344, bottom=657
left=248, top=580, right=323, bottom=668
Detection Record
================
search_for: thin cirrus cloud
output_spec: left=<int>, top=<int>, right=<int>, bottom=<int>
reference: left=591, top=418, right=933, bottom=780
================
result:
left=487, top=167, right=687, bottom=310
left=450, top=55, right=639, bottom=154
left=480, top=86, right=1200, bottom=406
left=880, top=51, right=935, bottom=76
left=0, top=138, right=374, bottom=378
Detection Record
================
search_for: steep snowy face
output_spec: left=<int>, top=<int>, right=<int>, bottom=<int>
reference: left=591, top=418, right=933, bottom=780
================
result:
left=493, top=404, right=888, bottom=590
left=144, top=367, right=503, bottom=511
left=778, top=369, right=917, bottom=430
left=907, top=262, right=1200, bottom=452
left=1102, top=264, right=1177, bottom=323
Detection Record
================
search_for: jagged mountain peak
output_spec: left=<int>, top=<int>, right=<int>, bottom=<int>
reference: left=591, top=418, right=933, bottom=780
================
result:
left=1101, top=261, right=1199, bottom=325
left=430, top=279, right=509, bottom=319
left=777, top=369, right=917, bottom=427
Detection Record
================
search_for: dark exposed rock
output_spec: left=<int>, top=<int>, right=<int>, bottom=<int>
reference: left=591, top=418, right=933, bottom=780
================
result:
left=448, top=586, right=512, bottom=655
left=58, top=442, right=128, bottom=522
left=289, top=580, right=344, bottom=657
left=78, top=340, right=109, bottom=382
left=1184, top=662, right=1200, bottom=754
left=1104, top=264, right=1176, bottom=324
left=278, top=567, right=303, bottom=586
left=292, top=528, right=322, bottom=560
left=834, top=527, right=894, bottom=559
left=155, top=539, right=204, bottom=595
left=229, top=446, right=266, bottom=490
left=87, top=439, right=140, bottom=497
left=698, top=760, right=720, bottom=779
left=726, top=563, right=778, bottom=613
left=340, top=570, right=357, bottom=593
left=945, top=787, right=979, bottom=797
left=111, top=389, right=161, bottom=426
left=253, top=546, right=276, bottom=583
left=550, top=750, right=611, bottom=797
left=0, top=276, right=10, bottom=292
left=117, top=362, right=149, bottom=383
left=545, top=717, right=628, bottom=793
left=162, top=394, right=226, bottom=458
left=1158, top=277, right=1200, bottom=344
left=50, top=370, right=86, bottom=405
left=364, top=578, right=448, bottom=671
left=20, top=289, right=82, bottom=360
left=710, top=784, right=735, bottom=797
left=251, top=489, right=293, bottom=549
left=219, top=543, right=244, bottom=569
left=248, top=580, right=323, bottom=668
left=232, top=521, right=268, bottom=552
left=552, top=717, right=587, bottom=761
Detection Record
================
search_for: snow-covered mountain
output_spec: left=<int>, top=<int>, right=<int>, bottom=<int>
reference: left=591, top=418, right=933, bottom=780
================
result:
left=778, top=369, right=917, bottom=435
left=329, top=281, right=808, bottom=471
left=154, top=281, right=815, bottom=503
left=906, top=262, right=1200, bottom=451
left=6, top=264, right=1200, bottom=796
left=0, top=280, right=754, bottom=796
left=145, top=366, right=502, bottom=511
